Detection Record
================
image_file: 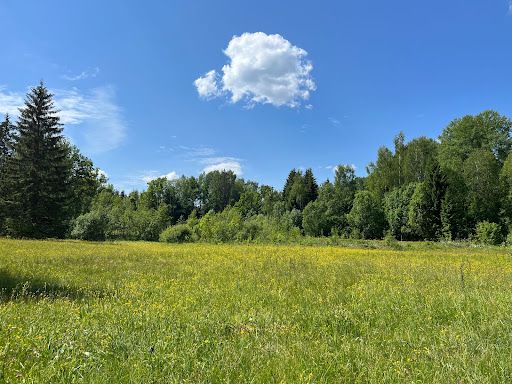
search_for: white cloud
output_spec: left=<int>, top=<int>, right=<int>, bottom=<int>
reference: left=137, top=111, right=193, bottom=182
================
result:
left=63, top=67, right=100, bottom=81
left=54, top=85, right=126, bottom=154
left=98, top=169, right=109, bottom=178
left=141, top=170, right=179, bottom=184
left=333, top=164, right=357, bottom=173
left=195, top=32, right=315, bottom=108
left=162, top=171, right=179, bottom=180
left=0, top=86, right=24, bottom=116
left=194, top=70, right=223, bottom=99
left=0, top=85, right=126, bottom=155
left=202, top=161, right=243, bottom=175
left=200, top=157, right=243, bottom=175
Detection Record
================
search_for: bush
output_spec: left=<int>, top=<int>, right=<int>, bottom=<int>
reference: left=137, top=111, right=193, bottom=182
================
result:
left=474, top=221, right=503, bottom=245
left=159, top=224, right=194, bottom=243
left=197, top=207, right=243, bottom=243
left=384, top=231, right=401, bottom=249
left=506, top=231, right=512, bottom=246
left=71, top=210, right=108, bottom=241
left=289, top=208, right=303, bottom=228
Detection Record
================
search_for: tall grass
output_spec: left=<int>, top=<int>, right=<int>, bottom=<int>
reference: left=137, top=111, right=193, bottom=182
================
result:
left=0, top=239, right=511, bottom=383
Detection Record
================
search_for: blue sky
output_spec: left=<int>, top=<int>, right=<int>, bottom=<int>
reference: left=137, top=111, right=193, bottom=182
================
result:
left=1, top=1, right=512, bottom=191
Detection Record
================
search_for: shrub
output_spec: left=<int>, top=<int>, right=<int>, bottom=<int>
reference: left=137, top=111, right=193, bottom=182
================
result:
left=159, top=224, right=194, bottom=243
left=197, top=207, right=243, bottom=243
left=506, top=231, right=512, bottom=246
left=289, top=208, right=303, bottom=229
left=474, top=221, right=503, bottom=245
left=71, top=210, right=108, bottom=241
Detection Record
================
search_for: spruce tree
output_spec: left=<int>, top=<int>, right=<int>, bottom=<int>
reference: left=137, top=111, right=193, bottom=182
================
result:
left=7, top=81, right=72, bottom=238
left=304, top=168, right=319, bottom=203
left=0, top=114, right=15, bottom=234
left=283, top=169, right=297, bottom=202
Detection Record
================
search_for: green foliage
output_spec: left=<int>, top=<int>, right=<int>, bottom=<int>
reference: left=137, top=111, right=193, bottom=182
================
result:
left=463, top=149, right=501, bottom=225
left=68, top=145, right=105, bottom=219
left=383, top=231, right=401, bottom=249
left=408, top=161, right=447, bottom=240
left=403, top=136, right=438, bottom=184
left=347, top=190, right=385, bottom=239
left=441, top=171, right=469, bottom=240
left=283, top=168, right=318, bottom=211
left=474, top=221, right=503, bottom=245
left=234, top=191, right=262, bottom=217
left=506, top=231, right=512, bottom=246
left=303, top=168, right=319, bottom=203
left=6, top=82, right=72, bottom=238
left=259, top=184, right=280, bottom=215
left=159, top=223, right=194, bottom=243
left=199, top=170, right=237, bottom=213
left=366, top=133, right=439, bottom=198
left=302, top=201, right=330, bottom=237
left=289, top=208, right=303, bottom=228
left=0, top=114, right=15, bottom=235
left=384, top=183, right=417, bottom=240
left=70, top=210, right=108, bottom=241
left=366, top=146, right=396, bottom=197
left=2, top=96, right=512, bottom=247
left=197, top=207, right=244, bottom=243
left=439, top=110, right=512, bottom=169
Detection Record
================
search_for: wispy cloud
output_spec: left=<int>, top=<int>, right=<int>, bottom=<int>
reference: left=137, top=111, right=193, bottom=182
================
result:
left=199, top=156, right=240, bottom=165
left=54, top=85, right=126, bottom=154
left=163, top=145, right=244, bottom=177
left=180, top=145, right=216, bottom=157
left=195, top=32, right=315, bottom=108
left=63, top=67, right=100, bottom=81
left=0, top=86, right=24, bottom=116
left=509, top=1, right=512, bottom=14
left=0, top=84, right=126, bottom=155
left=329, top=117, right=341, bottom=126
left=113, top=170, right=180, bottom=192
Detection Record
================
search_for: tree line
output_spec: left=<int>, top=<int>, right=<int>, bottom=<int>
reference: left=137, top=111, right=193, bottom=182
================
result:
left=1, top=82, right=511, bottom=244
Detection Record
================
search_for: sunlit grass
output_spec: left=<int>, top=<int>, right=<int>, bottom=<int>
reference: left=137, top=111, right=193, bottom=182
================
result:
left=1, top=239, right=511, bottom=383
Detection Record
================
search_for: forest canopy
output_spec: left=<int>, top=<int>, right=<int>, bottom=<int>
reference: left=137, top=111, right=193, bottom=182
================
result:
left=1, top=82, right=511, bottom=245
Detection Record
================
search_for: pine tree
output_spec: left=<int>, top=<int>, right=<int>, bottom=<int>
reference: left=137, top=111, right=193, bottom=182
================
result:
left=283, top=169, right=297, bottom=201
left=304, top=168, right=319, bottom=203
left=7, top=81, right=72, bottom=238
left=0, top=114, right=16, bottom=234
left=0, top=113, right=15, bottom=164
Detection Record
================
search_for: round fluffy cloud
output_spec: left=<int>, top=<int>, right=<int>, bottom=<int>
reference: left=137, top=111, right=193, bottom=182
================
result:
left=195, top=32, right=315, bottom=108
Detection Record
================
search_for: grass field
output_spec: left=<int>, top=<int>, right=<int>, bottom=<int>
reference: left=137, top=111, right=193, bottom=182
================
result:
left=1, top=239, right=512, bottom=383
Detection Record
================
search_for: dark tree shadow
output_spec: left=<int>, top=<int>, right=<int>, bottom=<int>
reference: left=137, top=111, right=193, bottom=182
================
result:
left=0, top=268, right=105, bottom=302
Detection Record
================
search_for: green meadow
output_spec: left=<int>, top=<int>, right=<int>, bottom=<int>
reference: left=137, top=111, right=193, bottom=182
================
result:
left=1, top=239, right=512, bottom=383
